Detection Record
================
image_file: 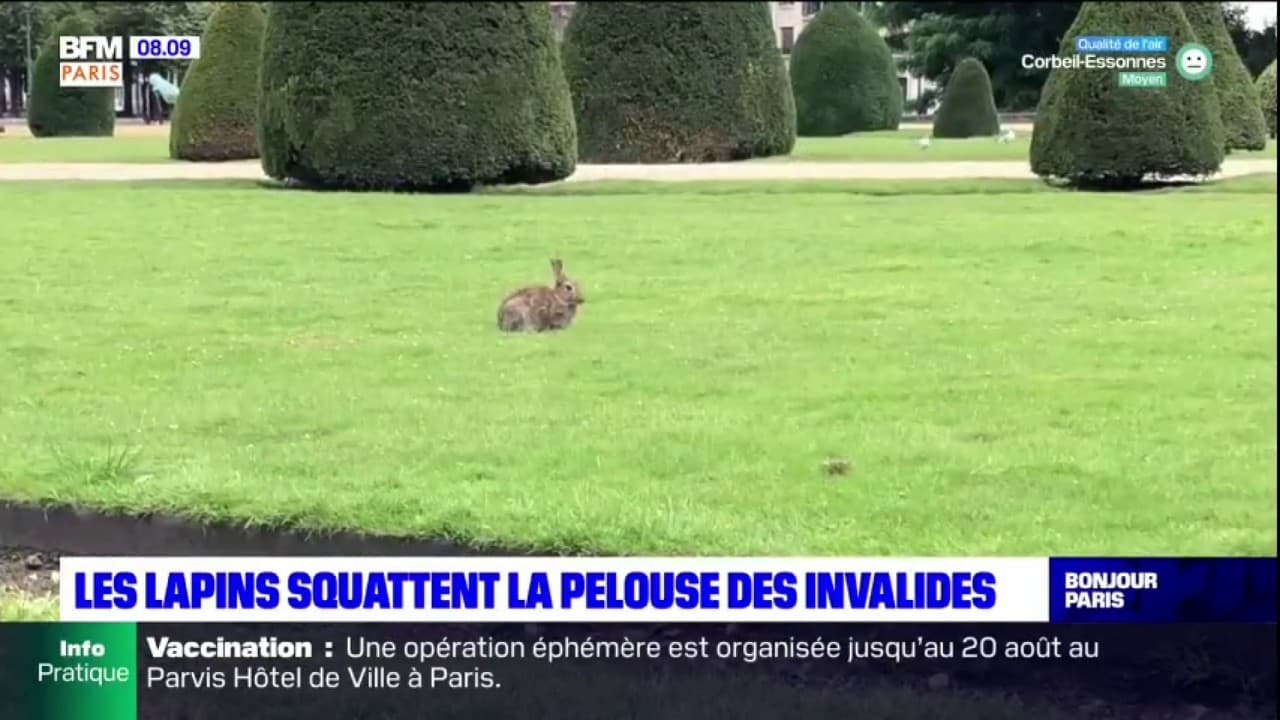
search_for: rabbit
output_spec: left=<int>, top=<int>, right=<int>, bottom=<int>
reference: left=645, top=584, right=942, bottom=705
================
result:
left=497, top=258, right=585, bottom=332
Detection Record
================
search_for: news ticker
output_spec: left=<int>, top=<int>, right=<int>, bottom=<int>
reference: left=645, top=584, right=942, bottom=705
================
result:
left=60, top=557, right=1277, bottom=623
left=58, top=35, right=199, bottom=88
left=1, top=622, right=1275, bottom=720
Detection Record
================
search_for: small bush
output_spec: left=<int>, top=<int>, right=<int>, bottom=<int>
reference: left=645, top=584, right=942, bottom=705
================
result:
left=170, top=2, right=267, bottom=161
left=27, top=14, right=115, bottom=138
left=789, top=3, right=902, bottom=136
left=931, top=58, right=1000, bottom=139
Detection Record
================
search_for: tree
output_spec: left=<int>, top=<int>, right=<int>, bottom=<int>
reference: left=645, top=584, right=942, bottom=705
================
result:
left=1245, top=22, right=1277, bottom=78
left=562, top=2, right=795, bottom=162
left=1258, top=61, right=1277, bottom=138
left=169, top=2, right=265, bottom=160
left=1182, top=2, right=1267, bottom=151
left=789, top=3, right=902, bottom=136
left=0, top=3, right=213, bottom=117
left=1224, top=4, right=1278, bottom=79
left=91, top=2, right=212, bottom=116
left=931, top=57, right=999, bottom=138
left=0, top=2, right=63, bottom=116
left=881, top=2, right=1081, bottom=111
left=0, top=3, right=35, bottom=83
left=258, top=2, right=576, bottom=191
left=27, top=13, right=115, bottom=136
left=1031, top=2, right=1224, bottom=187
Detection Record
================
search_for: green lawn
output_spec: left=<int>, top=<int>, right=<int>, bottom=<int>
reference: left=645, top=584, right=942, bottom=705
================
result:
left=0, top=592, right=57, bottom=622
left=787, top=130, right=1035, bottom=162
left=6, top=130, right=1274, bottom=164
left=0, top=179, right=1275, bottom=555
left=780, top=130, right=1279, bottom=162
left=0, top=135, right=176, bottom=164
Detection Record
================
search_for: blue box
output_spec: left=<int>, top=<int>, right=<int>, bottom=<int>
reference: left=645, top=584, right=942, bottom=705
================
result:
left=1075, top=36, right=1169, bottom=54
left=1049, top=557, right=1277, bottom=623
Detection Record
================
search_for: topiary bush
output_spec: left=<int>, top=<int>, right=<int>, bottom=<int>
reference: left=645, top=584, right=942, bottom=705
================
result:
left=789, top=3, right=902, bottom=136
left=258, top=2, right=576, bottom=191
left=562, top=2, right=795, bottom=162
left=1181, top=2, right=1268, bottom=151
left=27, top=14, right=115, bottom=138
left=1031, top=2, right=1224, bottom=187
left=931, top=57, right=999, bottom=138
left=1257, top=61, right=1277, bottom=138
left=170, top=2, right=266, bottom=161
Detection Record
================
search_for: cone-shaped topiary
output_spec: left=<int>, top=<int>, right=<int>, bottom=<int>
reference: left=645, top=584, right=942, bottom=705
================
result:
left=1181, top=2, right=1268, bottom=151
left=789, top=3, right=901, bottom=136
left=1257, top=61, right=1277, bottom=138
left=1031, top=2, right=1224, bottom=187
left=170, top=2, right=266, bottom=161
left=562, top=2, right=795, bottom=162
left=27, top=14, right=115, bottom=138
left=931, top=57, right=999, bottom=138
left=258, top=2, right=576, bottom=191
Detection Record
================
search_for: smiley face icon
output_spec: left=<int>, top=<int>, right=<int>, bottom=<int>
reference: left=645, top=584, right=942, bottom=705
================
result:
left=1176, top=43, right=1213, bottom=81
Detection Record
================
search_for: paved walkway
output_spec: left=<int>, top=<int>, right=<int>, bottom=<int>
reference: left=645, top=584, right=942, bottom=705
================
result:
left=570, top=159, right=1276, bottom=182
left=0, top=158, right=1275, bottom=183
left=3, top=119, right=1036, bottom=134
left=899, top=121, right=1034, bottom=132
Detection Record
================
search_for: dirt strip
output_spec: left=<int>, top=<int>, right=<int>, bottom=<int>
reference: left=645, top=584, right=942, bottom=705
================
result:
left=0, top=502, right=532, bottom=558
left=0, top=547, right=59, bottom=597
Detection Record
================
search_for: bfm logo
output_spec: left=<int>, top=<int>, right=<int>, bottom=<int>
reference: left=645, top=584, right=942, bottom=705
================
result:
left=59, top=36, right=124, bottom=87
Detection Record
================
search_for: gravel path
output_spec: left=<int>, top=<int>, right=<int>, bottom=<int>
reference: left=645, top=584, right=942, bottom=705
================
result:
left=0, top=158, right=1275, bottom=182
left=7, top=120, right=1033, bottom=136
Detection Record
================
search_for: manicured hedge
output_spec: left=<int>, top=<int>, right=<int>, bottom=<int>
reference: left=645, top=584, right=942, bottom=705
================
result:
left=1031, top=2, right=1224, bottom=186
left=27, top=14, right=115, bottom=138
left=789, top=3, right=902, bottom=136
left=1181, top=2, right=1267, bottom=151
left=257, top=2, right=576, bottom=190
left=931, top=57, right=999, bottom=138
left=1257, top=61, right=1276, bottom=138
left=170, top=2, right=266, bottom=161
left=562, top=2, right=795, bottom=162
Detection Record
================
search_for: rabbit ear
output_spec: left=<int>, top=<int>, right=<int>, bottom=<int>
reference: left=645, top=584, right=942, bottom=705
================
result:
left=550, top=258, right=564, bottom=279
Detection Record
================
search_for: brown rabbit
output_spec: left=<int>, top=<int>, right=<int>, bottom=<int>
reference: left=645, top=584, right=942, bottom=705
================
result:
left=497, top=259, right=585, bottom=332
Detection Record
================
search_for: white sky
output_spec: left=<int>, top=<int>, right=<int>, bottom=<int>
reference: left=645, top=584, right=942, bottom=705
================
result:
left=1233, top=2, right=1277, bottom=30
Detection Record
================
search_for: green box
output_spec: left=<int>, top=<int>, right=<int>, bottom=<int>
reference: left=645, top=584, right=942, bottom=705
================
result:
left=1118, top=71, right=1168, bottom=88
left=0, top=623, right=137, bottom=720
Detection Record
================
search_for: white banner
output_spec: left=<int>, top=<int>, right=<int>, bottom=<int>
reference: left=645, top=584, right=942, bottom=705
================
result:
left=60, top=557, right=1050, bottom=623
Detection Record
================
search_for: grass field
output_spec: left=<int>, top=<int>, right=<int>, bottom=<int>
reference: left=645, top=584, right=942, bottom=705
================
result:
left=786, top=131, right=1278, bottom=163
left=5, top=130, right=1274, bottom=164
left=0, top=135, right=175, bottom=164
left=0, top=178, right=1275, bottom=555
left=0, top=592, right=56, bottom=622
